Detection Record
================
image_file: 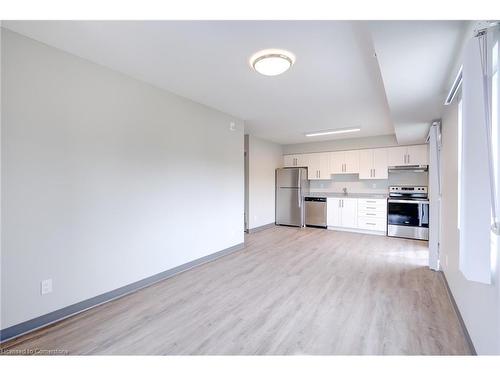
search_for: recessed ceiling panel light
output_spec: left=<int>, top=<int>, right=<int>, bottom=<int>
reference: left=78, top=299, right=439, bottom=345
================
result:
left=305, top=128, right=361, bottom=137
left=250, top=49, right=295, bottom=76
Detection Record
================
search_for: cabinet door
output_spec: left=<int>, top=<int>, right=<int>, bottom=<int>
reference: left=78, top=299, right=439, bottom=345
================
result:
left=283, top=155, right=296, bottom=167
left=358, top=149, right=373, bottom=179
left=407, top=145, right=428, bottom=165
left=318, top=153, right=330, bottom=179
left=295, top=154, right=309, bottom=168
left=344, top=150, right=359, bottom=173
left=330, top=151, right=344, bottom=174
left=340, top=198, right=358, bottom=228
left=327, top=198, right=341, bottom=227
left=306, top=153, right=320, bottom=179
left=372, top=148, right=388, bottom=179
left=387, top=146, right=407, bottom=167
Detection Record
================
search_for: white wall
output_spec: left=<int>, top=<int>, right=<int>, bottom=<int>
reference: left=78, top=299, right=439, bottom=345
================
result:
left=246, top=135, right=282, bottom=230
left=440, top=99, right=500, bottom=354
left=1, top=29, right=244, bottom=330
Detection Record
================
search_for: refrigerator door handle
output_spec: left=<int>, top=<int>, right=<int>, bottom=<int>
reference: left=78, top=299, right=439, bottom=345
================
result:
left=297, top=170, right=301, bottom=208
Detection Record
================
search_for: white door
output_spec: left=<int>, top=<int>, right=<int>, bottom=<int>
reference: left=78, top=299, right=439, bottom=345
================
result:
left=330, top=151, right=344, bottom=174
left=372, top=148, right=388, bottom=179
left=358, top=149, right=373, bottom=179
left=344, top=150, right=359, bottom=173
left=387, top=146, right=407, bottom=166
left=340, top=198, right=358, bottom=228
left=327, top=198, right=341, bottom=227
left=406, top=144, right=428, bottom=165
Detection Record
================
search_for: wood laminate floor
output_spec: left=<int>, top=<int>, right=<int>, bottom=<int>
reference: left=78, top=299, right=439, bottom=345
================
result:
left=1, top=227, right=471, bottom=355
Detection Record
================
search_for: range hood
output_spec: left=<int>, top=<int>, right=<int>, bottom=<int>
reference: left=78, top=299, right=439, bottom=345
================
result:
left=388, top=165, right=428, bottom=172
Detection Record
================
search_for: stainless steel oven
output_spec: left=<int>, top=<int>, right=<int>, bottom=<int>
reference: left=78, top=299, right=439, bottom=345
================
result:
left=387, top=186, right=429, bottom=241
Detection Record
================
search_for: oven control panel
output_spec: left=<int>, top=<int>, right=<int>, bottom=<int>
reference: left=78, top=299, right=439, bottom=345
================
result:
left=389, top=186, right=427, bottom=194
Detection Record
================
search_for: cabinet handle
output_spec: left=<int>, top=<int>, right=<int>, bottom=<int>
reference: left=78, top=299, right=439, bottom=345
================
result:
left=338, top=200, right=341, bottom=208
left=366, top=200, right=376, bottom=203
left=408, top=154, right=410, bottom=164
left=366, top=222, right=376, bottom=225
left=373, top=169, right=376, bottom=178
left=366, top=213, right=376, bottom=216
left=341, top=199, right=344, bottom=208
left=366, top=207, right=376, bottom=209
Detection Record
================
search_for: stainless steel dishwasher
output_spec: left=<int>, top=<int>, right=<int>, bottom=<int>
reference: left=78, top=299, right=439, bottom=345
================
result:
left=305, top=197, right=327, bottom=228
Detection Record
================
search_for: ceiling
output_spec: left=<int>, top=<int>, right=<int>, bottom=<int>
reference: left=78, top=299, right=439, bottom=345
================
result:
left=369, top=21, right=469, bottom=144
left=3, top=21, right=468, bottom=145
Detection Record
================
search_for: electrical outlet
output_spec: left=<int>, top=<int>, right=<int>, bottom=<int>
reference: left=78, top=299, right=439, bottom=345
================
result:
left=372, top=183, right=377, bottom=188
left=229, top=122, right=236, bottom=131
left=41, top=279, right=52, bottom=295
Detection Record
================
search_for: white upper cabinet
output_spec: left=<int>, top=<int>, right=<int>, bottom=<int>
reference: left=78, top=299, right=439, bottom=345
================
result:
left=387, top=147, right=407, bottom=167
left=344, top=150, right=360, bottom=173
left=284, top=145, right=428, bottom=179
left=283, top=155, right=296, bottom=167
left=283, top=154, right=309, bottom=167
left=373, top=148, right=388, bottom=179
left=329, top=150, right=359, bottom=174
left=359, top=148, right=388, bottom=179
left=406, top=145, right=428, bottom=165
left=329, top=152, right=344, bottom=174
left=308, top=153, right=330, bottom=180
left=387, top=144, right=428, bottom=166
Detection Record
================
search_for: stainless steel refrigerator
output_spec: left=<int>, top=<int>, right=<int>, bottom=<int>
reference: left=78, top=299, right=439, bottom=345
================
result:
left=276, top=168, right=309, bottom=227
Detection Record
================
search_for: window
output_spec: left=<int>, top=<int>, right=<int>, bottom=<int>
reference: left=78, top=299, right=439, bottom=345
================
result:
left=457, top=97, right=463, bottom=231
left=492, top=40, right=499, bottom=228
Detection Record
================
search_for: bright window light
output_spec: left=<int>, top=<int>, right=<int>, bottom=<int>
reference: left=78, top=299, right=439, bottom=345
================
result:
left=458, top=98, right=463, bottom=231
left=492, top=41, right=499, bottom=228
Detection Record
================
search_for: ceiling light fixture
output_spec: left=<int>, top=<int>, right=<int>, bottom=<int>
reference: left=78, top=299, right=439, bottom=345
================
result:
left=250, top=49, right=295, bottom=76
left=305, top=128, right=361, bottom=137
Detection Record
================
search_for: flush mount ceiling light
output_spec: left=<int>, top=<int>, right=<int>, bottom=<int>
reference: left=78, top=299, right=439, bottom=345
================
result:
left=250, top=49, right=295, bottom=76
left=305, top=128, right=361, bottom=137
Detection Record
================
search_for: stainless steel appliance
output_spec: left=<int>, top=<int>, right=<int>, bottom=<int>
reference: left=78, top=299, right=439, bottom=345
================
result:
left=387, top=186, right=429, bottom=240
left=305, top=197, right=327, bottom=228
left=276, top=168, right=309, bottom=227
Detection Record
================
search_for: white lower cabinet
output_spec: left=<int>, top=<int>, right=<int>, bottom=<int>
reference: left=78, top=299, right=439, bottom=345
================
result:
left=326, top=198, right=358, bottom=229
left=327, top=197, right=387, bottom=235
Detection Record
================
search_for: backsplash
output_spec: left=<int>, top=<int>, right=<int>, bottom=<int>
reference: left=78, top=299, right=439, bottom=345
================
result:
left=309, top=171, right=428, bottom=194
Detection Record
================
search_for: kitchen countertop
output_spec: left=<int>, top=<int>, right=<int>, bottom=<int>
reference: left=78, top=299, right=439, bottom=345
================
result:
left=305, top=192, right=388, bottom=199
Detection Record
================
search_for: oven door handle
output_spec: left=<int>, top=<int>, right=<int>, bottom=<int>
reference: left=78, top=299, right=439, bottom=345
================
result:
left=388, top=199, right=424, bottom=204
left=418, top=204, right=422, bottom=227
